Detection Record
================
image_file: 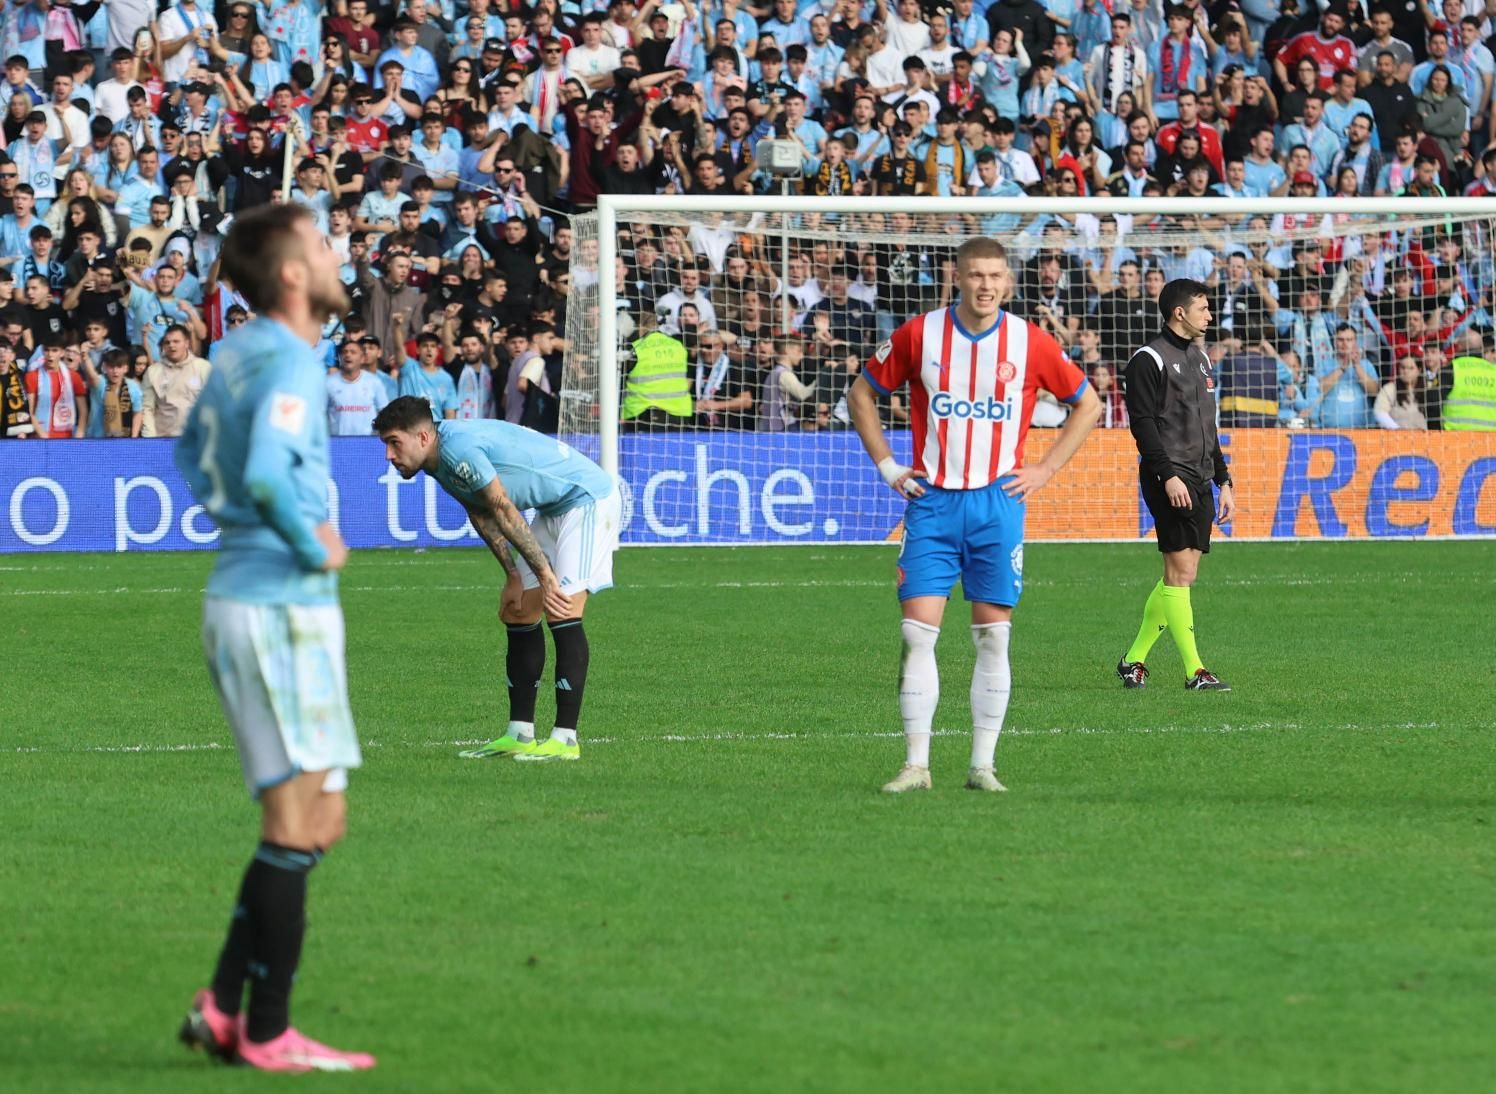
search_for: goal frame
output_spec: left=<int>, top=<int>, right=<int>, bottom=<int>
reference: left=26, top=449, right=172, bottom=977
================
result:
left=592, top=194, right=1496, bottom=476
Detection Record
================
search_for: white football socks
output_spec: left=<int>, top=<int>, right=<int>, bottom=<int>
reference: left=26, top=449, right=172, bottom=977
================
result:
left=551, top=728, right=577, bottom=746
left=898, top=619, right=940, bottom=767
left=969, top=621, right=1012, bottom=769
left=508, top=720, right=535, bottom=743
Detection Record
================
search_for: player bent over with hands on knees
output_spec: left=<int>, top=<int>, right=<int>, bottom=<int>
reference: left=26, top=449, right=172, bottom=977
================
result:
left=375, top=397, right=621, bottom=762
left=849, top=237, right=1101, bottom=794
left=174, top=204, right=375, bottom=1072
left=1115, top=278, right=1235, bottom=692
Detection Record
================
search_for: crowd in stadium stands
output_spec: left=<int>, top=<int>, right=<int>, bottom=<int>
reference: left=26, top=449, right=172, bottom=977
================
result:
left=0, top=0, right=1492, bottom=442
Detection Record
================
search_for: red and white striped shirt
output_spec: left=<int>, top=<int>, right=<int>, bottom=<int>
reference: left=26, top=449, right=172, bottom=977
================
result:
left=862, top=308, right=1086, bottom=490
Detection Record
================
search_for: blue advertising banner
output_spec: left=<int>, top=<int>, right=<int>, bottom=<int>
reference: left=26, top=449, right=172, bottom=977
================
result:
left=2, top=431, right=1492, bottom=554
left=0, top=435, right=903, bottom=554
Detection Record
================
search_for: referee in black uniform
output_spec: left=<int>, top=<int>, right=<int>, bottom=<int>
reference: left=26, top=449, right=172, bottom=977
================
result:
left=1115, top=278, right=1234, bottom=691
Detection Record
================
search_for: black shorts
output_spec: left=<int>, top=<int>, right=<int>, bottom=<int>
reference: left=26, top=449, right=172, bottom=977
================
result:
left=1140, top=473, right=1215, bottom=554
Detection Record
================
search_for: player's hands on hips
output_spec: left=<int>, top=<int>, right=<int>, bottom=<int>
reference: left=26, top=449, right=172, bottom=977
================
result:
left=315, top=523, right=348, bottom=571
left=1216, top=483, right=1235, bottom=525
left=500, top=571, right=525, bottom=619
left=1001, top=462, right=1054, bottom=501
left=538, top=569, right=573, bottom=619
left=1164, top=476, right=1192, bottom=510
left=877, top=456, right=925, bottom=499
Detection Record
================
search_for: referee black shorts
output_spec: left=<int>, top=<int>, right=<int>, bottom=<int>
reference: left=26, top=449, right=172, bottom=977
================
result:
left=1140, top=472, right=1215, bottom=554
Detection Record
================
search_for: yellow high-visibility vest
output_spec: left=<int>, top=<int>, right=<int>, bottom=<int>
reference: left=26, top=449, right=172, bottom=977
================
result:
left=1445, top=356, right=1496, bottom=431
left=621, top=332, right=692, bottom=420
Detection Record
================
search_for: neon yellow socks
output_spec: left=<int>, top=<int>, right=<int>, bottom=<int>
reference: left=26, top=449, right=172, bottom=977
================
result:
left=1124, top=580, right=1169, bottom=664
left=1125, top=581, right=1205, bottom=677
left=1159, top=585, right=1204, bottom=677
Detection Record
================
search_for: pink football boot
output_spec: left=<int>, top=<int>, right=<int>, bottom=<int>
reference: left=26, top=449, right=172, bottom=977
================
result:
left=178, top=989, right=237, bottom=1061
left=235, top=1019, right=377, bottom=1073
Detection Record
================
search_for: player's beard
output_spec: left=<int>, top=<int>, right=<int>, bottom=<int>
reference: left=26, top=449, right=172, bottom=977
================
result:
left=310, top=274, right=351, bottom=323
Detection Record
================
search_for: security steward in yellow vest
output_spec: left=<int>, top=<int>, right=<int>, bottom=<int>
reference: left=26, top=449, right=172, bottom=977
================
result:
left=622, top=331, right=693, bottom=430
left=1444, top=354, right=1496, bottom=430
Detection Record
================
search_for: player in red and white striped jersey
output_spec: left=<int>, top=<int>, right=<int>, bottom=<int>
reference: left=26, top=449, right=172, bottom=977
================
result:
left=864, top=292, right=1084, bottom=490
left=848, top=237, right=1101, bottom=794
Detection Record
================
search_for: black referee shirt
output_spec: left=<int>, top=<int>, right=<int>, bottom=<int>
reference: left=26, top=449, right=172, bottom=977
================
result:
left=1124, top=327, right=1229, bottom=488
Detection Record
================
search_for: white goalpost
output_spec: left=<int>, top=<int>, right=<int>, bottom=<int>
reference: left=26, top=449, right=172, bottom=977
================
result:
left=562, top=195, right=1496, bottom=546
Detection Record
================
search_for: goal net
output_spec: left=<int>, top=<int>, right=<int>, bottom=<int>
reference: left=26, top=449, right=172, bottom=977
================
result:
left=562, top=196, right=1496, bottom=545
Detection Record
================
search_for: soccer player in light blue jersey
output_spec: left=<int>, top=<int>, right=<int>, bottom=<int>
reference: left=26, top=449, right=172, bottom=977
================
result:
left=173, top=204, right=376, bottom=1074
left=375, top=396, right=621, bottom=763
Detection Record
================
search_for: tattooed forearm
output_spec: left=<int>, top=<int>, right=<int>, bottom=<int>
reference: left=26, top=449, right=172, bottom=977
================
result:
left=467, top=507, right=520, bottom=574
left=489, top=495, right=551, bottom=577
left=495, top=540, right=517, bottom=575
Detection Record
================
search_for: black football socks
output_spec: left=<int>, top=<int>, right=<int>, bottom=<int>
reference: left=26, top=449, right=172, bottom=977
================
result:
left=549, top=618, right=590, bottom=733
left=506, top=622, right=546, bottom=727
left=241, top=842, right=319, bottom=1044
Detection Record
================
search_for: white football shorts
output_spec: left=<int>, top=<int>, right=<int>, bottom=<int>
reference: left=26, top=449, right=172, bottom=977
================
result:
left=201, top=598, right=361, bottom=799
left=514, top=485, right=622, bottom=597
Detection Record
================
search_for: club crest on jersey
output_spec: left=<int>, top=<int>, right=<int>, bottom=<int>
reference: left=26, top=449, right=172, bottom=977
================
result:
left=269, top=393, right=307, bottom=435
left=997, top=361, right=1017, bottom=383
left=930, top=391, right=1017, bottom=421
left=1172, top=361, right=1181, bottom=374
left=875, top=339, right=893, bottom=363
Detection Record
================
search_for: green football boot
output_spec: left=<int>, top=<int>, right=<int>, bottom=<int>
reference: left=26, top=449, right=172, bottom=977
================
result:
left=512, top=737, right=581, bottom=762
left=458, top=734, right=541, bottom=759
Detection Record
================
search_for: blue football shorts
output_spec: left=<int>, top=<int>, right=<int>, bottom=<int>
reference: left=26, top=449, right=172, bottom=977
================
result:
left=897, top=479, right=1026, bottom=606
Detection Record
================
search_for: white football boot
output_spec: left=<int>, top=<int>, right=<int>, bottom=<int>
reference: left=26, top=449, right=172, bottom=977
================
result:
left=881, top=764, right=932, bottom=793
left=964, top=766, right=1007, bottom=792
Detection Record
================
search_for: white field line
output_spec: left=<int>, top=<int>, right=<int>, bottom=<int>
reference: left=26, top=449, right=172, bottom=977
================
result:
left=6, top=721, right=1455, bottom=756
left=0, top=572, right=1468, bottom=597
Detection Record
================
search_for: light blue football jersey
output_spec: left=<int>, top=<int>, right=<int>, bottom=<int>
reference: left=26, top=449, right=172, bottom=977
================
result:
left=175, top=317, right=336, bottom=605
left=398, top=361, right=458, bottom=418
left=430, top=420, right=613, bottom=517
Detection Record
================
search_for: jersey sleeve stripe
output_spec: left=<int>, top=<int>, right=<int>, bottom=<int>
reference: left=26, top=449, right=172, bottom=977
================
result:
left=1059, top=377, right=1090, bottom=405
left=860, top=368, right=893, bottom=396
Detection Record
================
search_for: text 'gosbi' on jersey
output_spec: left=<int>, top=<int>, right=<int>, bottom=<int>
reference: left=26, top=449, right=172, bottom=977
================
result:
left=861, top=307, right=1088, bottom=490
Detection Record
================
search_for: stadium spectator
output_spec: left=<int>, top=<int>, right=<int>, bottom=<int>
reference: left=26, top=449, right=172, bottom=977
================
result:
left=1273, top=4, right=1358, bottom=94
left=140, top=324, right=210, bottom=437
left=87, top=348, right=142, bottom=438
left=1091, top=362, right=1129, bottom=427
left=1375, top=354, right=1431, bottom=428
left=758, top=335, right=814, bottom=431
left=1217, top=334, right=1285, bottom=427
left=398, top=328, right=458, bottom=418
left=25, top=336, right=88, bottom=438
left=690, top=326, right=753, bottom=428
left=1311, top=322, right=1380, bottom=427
left=327, top=338, right=389, bottom=435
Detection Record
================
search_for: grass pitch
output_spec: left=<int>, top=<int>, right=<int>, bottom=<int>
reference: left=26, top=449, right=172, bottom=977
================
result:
left=2, top=542, right=1493, bottom=1093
